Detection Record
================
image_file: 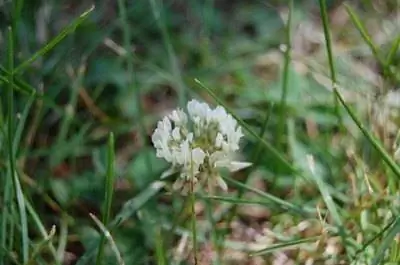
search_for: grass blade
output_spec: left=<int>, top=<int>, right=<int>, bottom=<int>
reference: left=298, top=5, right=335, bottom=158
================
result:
left=222, top=176, right=314, bottom=216
left=13, top=5, right=94, bottom=74
left=111, top=181, right=165, bottom=227
left=95, top=133, right=116, bottom=265
left=13, top=92, right=35, bottom=156
left=344, top=4, right=398, bottom=82
left=7, top=26, right=29, bottom=264
left=149, top=0, right=187, bottom=107
left=306, top=155, right=351, bottom=260
left=25, top=199, right=59, bottom=264
left=90, top=214, right=124, bottom=265
left=25, top=226, right=56, bottom=265
left=117, top=0, right=153, bottom=175
left=386, top=36, right=400, bottom=67
left=334, top=88, right=400, bottom=179
left=318, top=0, right=341, bottom=126
left=277, top=0, right=293, bottom=149
left=371, top=216, right=400, bottom=265
left=344, top=4, right=382, bottom=64
left=250, top=236, right=319, bottom=256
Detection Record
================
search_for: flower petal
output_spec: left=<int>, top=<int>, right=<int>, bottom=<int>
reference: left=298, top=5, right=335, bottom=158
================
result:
left=216, top=175, right=228, bottom=191
left=215, top=160, right=252, bottom=172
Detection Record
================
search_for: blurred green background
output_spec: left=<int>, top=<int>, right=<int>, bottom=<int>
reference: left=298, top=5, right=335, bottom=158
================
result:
left=0, top=0, right=399, bottom=264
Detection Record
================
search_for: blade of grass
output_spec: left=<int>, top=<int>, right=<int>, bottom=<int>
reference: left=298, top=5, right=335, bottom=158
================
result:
left=13, top=5, right=94, bottom=74
left=155, top=227, right=167, bottom=265
left=95, top=133, right=116, bottom=265
left=117, top=0, right=153, bottom=176
left=222, top=175, right=315, bottom=216
left=306, top=155, right=352, bottom=260
left=56, top=216, right=68, bottom=264
left=7, top=26, right=29, bottom=264
left=110, top=181, right=165, bottom=227
left=318, top=0, right=341, bottom=127
left=344, top=4, right=382, bottom=64
left=223, top=103, right=274, bottom=227
left=334, top=88, right=400, bottom=179
left=51, top=63, right=86, bottom=167
left=386, top=36, right=400, bottom=67
left=13, top=92, right=35, bottom=156
left=277, top=0, right=293, bottom=149
left=90, top=214, right=124, bottom=265
left=149, top=0, right=187, bottom=107
left=250, top=236, right=320, bottom=256
left=344, top=4, right=399, bottom=82
left=0, top=167, right=13, bottom=265
left=371, top=216, right=400, bottom=265
left=203, top=195, right=326, bottom=215
left=0, top=66, right=64, bottom=114
left=353, top=216, right=397, bottom=260
left=25, top=226, right=56, bottom=265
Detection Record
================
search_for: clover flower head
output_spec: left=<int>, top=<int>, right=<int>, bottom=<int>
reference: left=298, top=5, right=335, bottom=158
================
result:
left=152, top=99, right=251, bottom=193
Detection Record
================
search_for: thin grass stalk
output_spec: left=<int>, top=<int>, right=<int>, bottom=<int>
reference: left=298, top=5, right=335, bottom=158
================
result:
left=117, top=0, right=153, bottom=175
left=7, top=26, right=29, bottom=264
left=318, top=0, right=342, bottom=128
left=277, top=0, right=293, bottom=150
left=205, top=180, right=221, bottom=265
left=190, top=180, right=198, bottom=265
left=95, top=133, right=116, bottom=265
left=90, top=214, right=124, bottom=265
left=0, top=171, right=13, bottom=265
left=149, top=0, right=187, bottom=107
left=155, top=227, right=166, bottom=265
left=223, top=104, right=273, bottom=228
left=13, top=6, right=94, bottom=74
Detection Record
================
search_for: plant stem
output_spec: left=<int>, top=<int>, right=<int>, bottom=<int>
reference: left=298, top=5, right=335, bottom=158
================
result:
left=96, top=133, right=116, bottom=265
left=190, top=181, right=198, bottom=265
left=277, top=0, right=293, bottom=150
left=318, top=0, right=342, bottom=129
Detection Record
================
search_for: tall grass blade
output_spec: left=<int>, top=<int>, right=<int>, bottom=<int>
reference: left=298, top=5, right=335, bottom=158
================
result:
left=117, top=0, right=153, bottom=175
left=344, top=4, right=398, bottom=82
left=25, top=226, right=56, bottom=265
left=7, top=26, right=29, bottom=264
left=223, top=176, right=314, bottom=216
left=334, top=88, right=400, bottom=179
left=344, top=4, right=382, bottom=63
left=277, top=0, right=293, bottom=149
left=149, top=0, right=187, bottom=107
left=25, top=200, right=59, bottom=263
left=90, top=214, right=124, bottom=265
left=250, top=236, right=320, bottom=256
left=371, top=216, right=400, bottom=265
left=13, top=5, right=94, bottom=74
left=306, top=155, right=352, bottom=259
left=386, top=36, right=400, bottom=67
left=318, top=0, right=341, bottom=126
left=95, top=133, right=116, bottom=265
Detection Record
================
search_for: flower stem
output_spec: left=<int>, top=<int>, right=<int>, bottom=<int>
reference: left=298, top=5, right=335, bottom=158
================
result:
left=190, top=181, right=198, bottom=265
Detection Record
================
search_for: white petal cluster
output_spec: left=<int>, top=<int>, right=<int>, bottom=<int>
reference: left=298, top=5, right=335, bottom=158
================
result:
left=152, top=99, right=251, bottom=192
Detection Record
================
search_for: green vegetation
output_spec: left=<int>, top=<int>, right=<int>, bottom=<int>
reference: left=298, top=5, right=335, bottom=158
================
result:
left=0, top=0, right=399, bottom=264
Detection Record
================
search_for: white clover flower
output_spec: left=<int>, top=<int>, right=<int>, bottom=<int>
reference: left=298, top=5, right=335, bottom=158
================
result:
left=152, top=99, right=251, bottom=193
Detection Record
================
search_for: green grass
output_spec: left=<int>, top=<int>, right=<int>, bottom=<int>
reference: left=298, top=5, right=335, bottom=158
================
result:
left=0, top=0, right=399, bottom=264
